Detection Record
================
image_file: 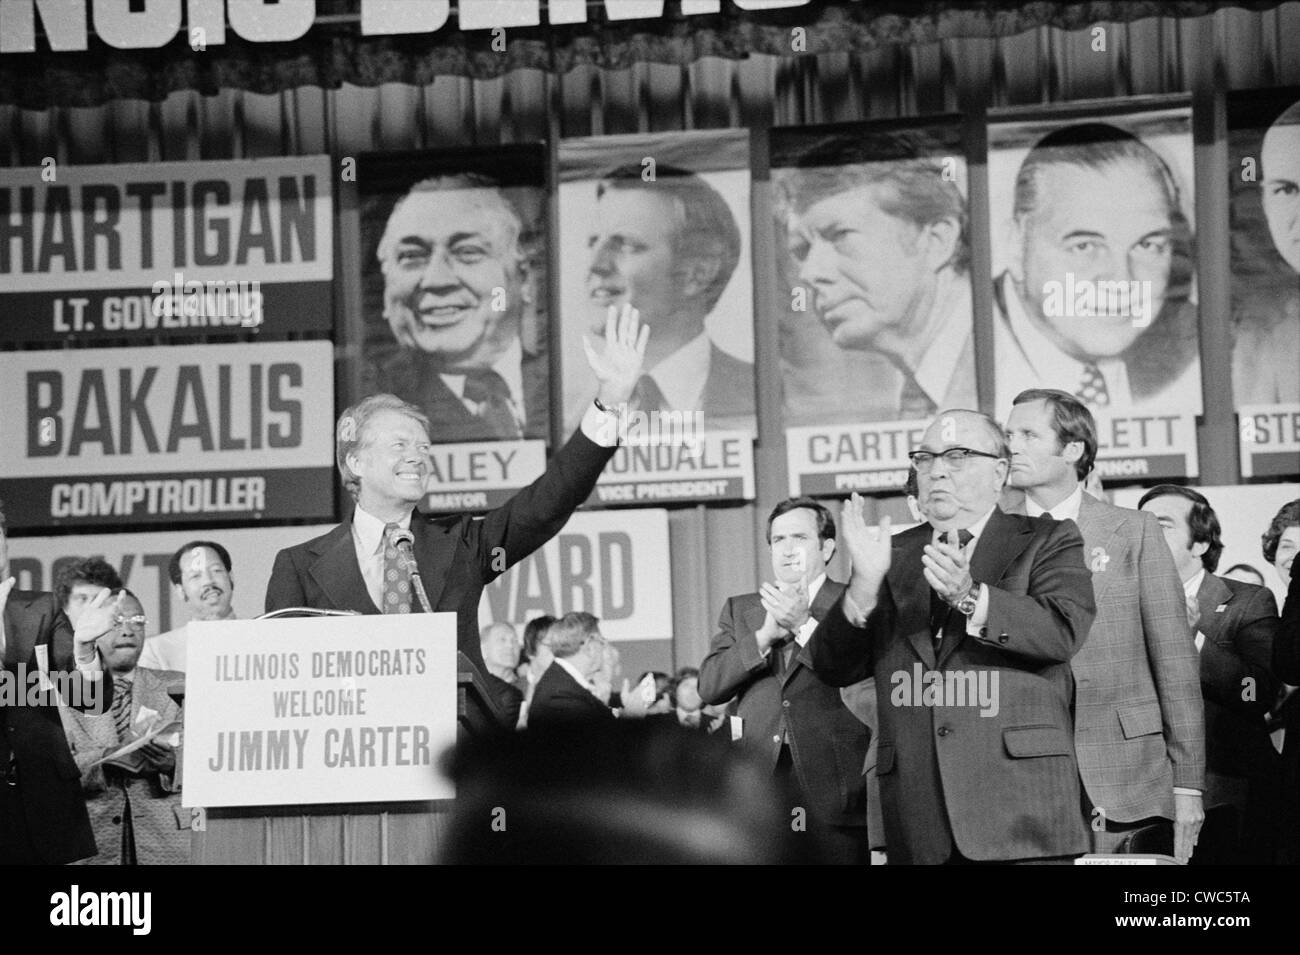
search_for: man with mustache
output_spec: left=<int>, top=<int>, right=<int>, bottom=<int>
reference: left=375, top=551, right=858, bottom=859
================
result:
left=370, top=173, right=548, bottom=443
left=583, top=165, right=754, bottom=431
left=138, top=540, right=236, bottom=674
left=60, top=589, right=189, bottom=865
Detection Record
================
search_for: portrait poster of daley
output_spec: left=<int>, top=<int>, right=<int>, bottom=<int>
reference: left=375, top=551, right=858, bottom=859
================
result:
left=1227, top=87, right=1300, bottom=480
left=988, top=97, right=1203, bottom=482
left=770, top=118, right=976, bottom=498
left=556, top=130, right=757, bottom=507
left=355, top=147, right=552, bottom=513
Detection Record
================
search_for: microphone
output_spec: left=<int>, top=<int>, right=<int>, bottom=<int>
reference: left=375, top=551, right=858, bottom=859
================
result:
left=389, top=529, right=433, bottom=614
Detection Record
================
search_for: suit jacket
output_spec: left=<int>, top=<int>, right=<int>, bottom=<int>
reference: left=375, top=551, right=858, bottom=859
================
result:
left=701, top=345, right=755, bottom=431
left=369, top=346, right=549, bottom=444
left=265, top=428, right=616, bottom=673
left=484, top=673, right=525, bottom=730
left=528, top=661, right=612, bottom=729
left=59, top=666, right=189, bottom=865
left=1067, top=496, right=1206, bottom=822
left=698, top=580, right=871, bottom=829
left=808, top=509, right=1096, bottom=864
left=1194, top=574, right=1278, bottom=811
left=0, top=590, right=110, bottom=864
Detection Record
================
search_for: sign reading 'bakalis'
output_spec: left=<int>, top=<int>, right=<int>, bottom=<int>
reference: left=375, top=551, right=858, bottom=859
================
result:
left=1, top=1, right=812, bottom=53
left=0, top=156, right=332, bottom=342
left=0, top=342, right=336, bottom=528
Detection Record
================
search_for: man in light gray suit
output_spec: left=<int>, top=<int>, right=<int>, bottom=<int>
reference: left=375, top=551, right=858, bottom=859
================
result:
left=1004, top=388, right=1205, bottom=861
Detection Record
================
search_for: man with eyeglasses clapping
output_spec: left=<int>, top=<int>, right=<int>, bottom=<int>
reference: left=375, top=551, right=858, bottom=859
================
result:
left=807, top=409, right=1096, bottom=864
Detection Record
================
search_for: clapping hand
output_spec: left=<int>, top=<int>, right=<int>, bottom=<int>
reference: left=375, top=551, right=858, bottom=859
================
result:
left=583, top=304, right=650, bottom=408
left=923, top=529, right=974, bottom=606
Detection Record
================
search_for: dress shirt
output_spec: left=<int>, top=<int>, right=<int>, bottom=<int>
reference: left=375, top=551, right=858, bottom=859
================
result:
left=1024, top=483, right=1085, bottom=524
left=351, top=506, right=413, bottom=612
left=438, top=337, right=527, bottom=431
left=911, top=270, right=974, bottom=410
left=1183, top=568, right=1207, bottom=653
left=644, top=332, right=711, bottom=413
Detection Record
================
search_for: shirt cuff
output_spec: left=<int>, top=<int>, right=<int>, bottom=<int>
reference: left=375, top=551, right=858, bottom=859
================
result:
left=75, top=652, right=103, bottom=677
left=1173, top=787, right=1202, bottom=797
left=964, top=584, right=990, bottom=636
left=580, top=401, right=620, bottom=447
left=796, top=615, right=818, bottom=645
left=842, top=591, right=870, bottom=628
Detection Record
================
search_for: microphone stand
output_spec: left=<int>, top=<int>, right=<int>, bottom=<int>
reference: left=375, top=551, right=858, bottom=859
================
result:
left=396, top=541, right=434, bottom=614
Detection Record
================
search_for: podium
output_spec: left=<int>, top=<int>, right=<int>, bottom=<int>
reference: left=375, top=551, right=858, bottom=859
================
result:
left=188, top=612, right=505, bottom=865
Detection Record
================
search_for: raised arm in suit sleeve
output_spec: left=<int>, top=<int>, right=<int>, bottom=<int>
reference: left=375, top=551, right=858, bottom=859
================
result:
left=975, top=519, right=1096, bottom=665
left=1134, top=509, right=1206, bottom=792
left=1201, top=585, right=1278, bottom=721
left=807, top=592, right=879, bottom=688
left=698, top=598, right=767, bottom=705
left=472, top=427, right=617, bottom=578
left=265, top=547, right=307, bottom=613
left=1274, top=560, right=1300, bottom=685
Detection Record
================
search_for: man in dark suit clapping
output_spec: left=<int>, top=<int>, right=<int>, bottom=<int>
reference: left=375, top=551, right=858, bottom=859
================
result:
left=809, top=410, right=1096, bottom=864
left=700, top=497, right=873, bottom=864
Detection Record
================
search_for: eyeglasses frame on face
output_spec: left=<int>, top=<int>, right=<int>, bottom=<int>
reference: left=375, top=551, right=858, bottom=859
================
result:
left=907, top=447, right=1006, bottom=473
left=113, top=613, right=148, bottom=632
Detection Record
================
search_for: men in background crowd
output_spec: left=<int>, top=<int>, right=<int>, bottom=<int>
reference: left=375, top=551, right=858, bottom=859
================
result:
left=809, top=411, right=1096, bottom=863
left=1, top=497, right=118, bottom=865
left=1004, top=389, right=1205, bottom=860
left=138, top=540, right=237, bottom=674
left=517, top=615, right=555, bottom=730
left=779, top=148, right=975, bottom=420
left=528, top=612, right=648, bottom=728
left=370, top=174, right=548, bottom=442
left=1139, top=486, right=1279, bottom=864
left=54, top=558, right=124, bottom=628
left=583, top=165, right=753, bottom=430
left=480, top=622, right=525, bottom=729
left=701, top=496, right=873, bottom=863
left=60, top=589, right=188, bottom=865
left=994, top=124, right=1200, bottom=414
left=672, top=668, right=704, bottom=729
left=266, top=304, right=649, bottom=674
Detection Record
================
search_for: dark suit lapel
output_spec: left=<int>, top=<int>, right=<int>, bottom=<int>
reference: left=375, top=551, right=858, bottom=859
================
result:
left=309, top=523, right=379, bottom=614
left=786, top=579, right=846, bottom=682
left=1196, top=573, right=1233, bottom=644
left=411, top=513, right=455, bottom=611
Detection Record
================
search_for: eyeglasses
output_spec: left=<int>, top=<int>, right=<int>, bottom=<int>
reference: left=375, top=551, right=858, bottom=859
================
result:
left=113, top=614, right=148, bottom=633
left=907, top=448, right=1005, bottom=473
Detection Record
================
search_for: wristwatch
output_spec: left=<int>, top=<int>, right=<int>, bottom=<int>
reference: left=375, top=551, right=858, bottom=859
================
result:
left=953, top=583, right=981, bottom=616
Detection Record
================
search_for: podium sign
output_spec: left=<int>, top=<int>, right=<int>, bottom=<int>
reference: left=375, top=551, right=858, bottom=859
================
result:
left=182, top=615, right=457, bottom=808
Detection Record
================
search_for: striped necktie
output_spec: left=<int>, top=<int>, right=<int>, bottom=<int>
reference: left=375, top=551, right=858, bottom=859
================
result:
left=111, top=675, right=133, bottom=743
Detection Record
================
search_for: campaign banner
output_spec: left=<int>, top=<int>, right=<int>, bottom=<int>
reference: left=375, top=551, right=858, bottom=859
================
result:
left=557, top=130, right=756, bottom=439
left=6, top=525, right=337, bottom=637
left=420, top=439, right=546, bottom=513
left=0, top=342, right=336, bottom=528
left=770, top=117, right=976, bottom=434
left=182, top=615, right=457, bottom=808
left=786, top=420, right=928, bottom=497
left=1226, top=87, right=1300, bottom=410
left=355, top=146, right=551, bottom=450
left=478, top=508, right=672, bottom=643
left=988, top=97, right=1202, bottom=436
left=0, top=156, right=333, bottom=343
left=1093, top=409, right=1198, bottom=482
left=1239, top=405, right=1300, bottom=478
left=588, top=430, right=754, bottom=506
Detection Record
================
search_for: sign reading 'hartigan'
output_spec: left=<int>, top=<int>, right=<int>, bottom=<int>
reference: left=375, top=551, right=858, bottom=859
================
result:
left=0, top=1, right=812, bottom=54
